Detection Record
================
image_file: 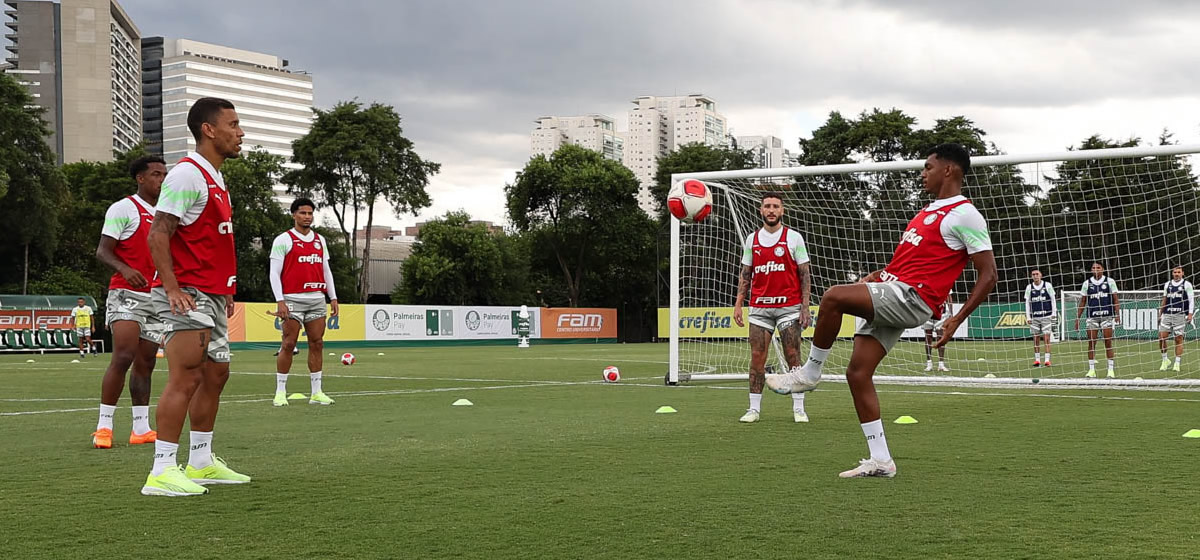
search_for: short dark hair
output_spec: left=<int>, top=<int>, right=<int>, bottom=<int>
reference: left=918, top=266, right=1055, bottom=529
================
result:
left=925, top=143, right=971, bottom=175
left=129, top=155, right=166, bottom=180
left=761, top=191, right=784, bottom=204
left=291, top=197, right=316, bottom=213
left=1092, top=261, right=1105, bottom=269
left=187, top=97, right=236, bottom=142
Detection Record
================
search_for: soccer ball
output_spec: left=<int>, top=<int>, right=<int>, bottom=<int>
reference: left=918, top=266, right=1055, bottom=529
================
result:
left=667, top=179, right=713, bottom=223
left=602, top=365, right=621, bottom=383
left=341, top=352, right=356, bottom=366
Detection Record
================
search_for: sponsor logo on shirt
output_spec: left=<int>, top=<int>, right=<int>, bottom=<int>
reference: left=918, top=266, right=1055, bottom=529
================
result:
left=900, top=228, right=924, bottom=247
left=297, top=254, right=324, bottom=265
left=753, top=262, right=786, bottom=275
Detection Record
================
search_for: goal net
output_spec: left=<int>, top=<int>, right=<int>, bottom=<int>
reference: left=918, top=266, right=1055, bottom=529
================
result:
left=667, top=144, right=1200, bottom=389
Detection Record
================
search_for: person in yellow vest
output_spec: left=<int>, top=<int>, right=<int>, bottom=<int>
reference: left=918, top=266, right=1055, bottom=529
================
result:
left=70, top=297, right=98, bottom=358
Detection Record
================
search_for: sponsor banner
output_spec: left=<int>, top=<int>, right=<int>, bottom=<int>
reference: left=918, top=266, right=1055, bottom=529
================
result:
left=541, top=308, right=618, bottom=339
left=366, top=305, right=444, bottom=340
left=241, top=302, right=366, bottom=342
left=367, top=305, right=546, bottom=340
left=0, top=309, right=74, bottom=330
left=657, top=307, right=857, bottom=339
left=456, top=307, right=539, bottom=339
left=968, top=300, right=1198, bottom=339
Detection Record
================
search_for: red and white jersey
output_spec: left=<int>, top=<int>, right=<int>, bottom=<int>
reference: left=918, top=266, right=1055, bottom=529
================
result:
left=879, top=196, right=992, bottom=317
left=102, top=194, right=161, bottom=292
left=157, top=152, right=236, bottom=294
left=269, top=228, right=337, bottom=301
left=742, top=226, right=809, bottom=308
left=281, top=230, right=327, bottom=294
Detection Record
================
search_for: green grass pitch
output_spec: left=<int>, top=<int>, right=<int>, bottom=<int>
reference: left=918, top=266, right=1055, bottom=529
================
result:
left=1, top=343, right=1198, bottom=558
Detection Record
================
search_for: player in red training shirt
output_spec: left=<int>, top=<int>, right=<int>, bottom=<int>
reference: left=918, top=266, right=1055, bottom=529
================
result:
left=91, top=155, right=167, bottom=449
left=733, top=192, right=813, bottom=424
left=269, top=197, right=339, bottom=407
left=141, top=97, right=249, bottom=496
left=767, top=143, right=997, bottom=478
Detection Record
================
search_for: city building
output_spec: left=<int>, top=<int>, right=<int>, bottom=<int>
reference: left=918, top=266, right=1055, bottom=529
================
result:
left=3, top=0, right=141, bottom=163
left=530, top=114, right=623, bottom=161
left=141, top=37, right=313, bottom=201
left=735, top=135, right=799, bottom=169
left=623, top=94, right=727, bottom=211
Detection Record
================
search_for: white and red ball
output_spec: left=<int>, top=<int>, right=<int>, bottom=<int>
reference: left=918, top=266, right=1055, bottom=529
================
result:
left=602, top=365, right=621, bottom=383
left=667, top=179, right=713, bottom=223
left=341, top=352, right=356, bottom=366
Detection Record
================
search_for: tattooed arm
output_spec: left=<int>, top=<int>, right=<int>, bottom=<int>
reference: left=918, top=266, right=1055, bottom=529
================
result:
left=734, top=265, right=753, bottom=327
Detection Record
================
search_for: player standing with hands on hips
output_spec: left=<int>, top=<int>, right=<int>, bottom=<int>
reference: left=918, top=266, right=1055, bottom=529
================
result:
left=766, top=144, right=997, bottom=478
left=733, top=192, right=813, bottom=423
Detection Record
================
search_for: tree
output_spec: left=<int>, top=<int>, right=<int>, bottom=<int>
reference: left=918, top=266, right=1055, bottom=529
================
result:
left=395, top=211, right=529, bottom=305
left=286, top=101, right=440, bottom=301
left=1043, top=133, right=1200, bottom=291
left=56, top=148, right=153, bottom=277
left=651, top=143, right=756, bottom=223
left=0, top=72, right=67, bottom=294
left=507, top=145, right=658, bottom=340
left=220, top=148, right=295, bottom=303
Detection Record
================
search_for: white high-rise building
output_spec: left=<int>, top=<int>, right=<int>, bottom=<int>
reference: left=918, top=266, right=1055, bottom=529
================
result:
left=142, top=37, right=313, bottom=201
left=736, top=135, right=799, bottom=169
left=531, top=114, right=623, bottom=161
left=623, top=94, right=727, bottom=212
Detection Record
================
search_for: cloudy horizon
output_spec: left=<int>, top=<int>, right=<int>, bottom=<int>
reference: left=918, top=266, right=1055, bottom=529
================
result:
left=72, top=1, right=1200, bottom=229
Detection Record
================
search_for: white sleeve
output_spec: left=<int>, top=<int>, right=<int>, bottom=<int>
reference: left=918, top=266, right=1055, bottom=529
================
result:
left=321, top=235, right=338, bottom=300
left=268, top=233, right=290, bottom=301
left=157, top=166, right=207, bottom=225
left=101, top=199, right=139, bottom=241
left=1164, top=281, right=1172, bottom=297
left=1047, top=283, right=1057, bottom=315
left=1188, top=281, right=1196, bottom=314
left=940, top=203, right=993, bottom=254
left=1108, top=278, right=1119, bottom=294
left=1080, top=280, right=1089, bottom=295
left=740, top=233, right=754, bottom=266
left=789, top=230, right=810, bottom=265
left=270, top=258, right=285, bottom=302
left=1024, top=285, right=1032, bottom=318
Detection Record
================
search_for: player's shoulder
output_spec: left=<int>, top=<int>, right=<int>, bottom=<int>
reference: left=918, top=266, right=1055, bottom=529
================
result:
left=273, top=231, right=293, bottom=244
left=163, top=160, right=206, bottom=188
left=105, top=196, right=135, bottom=213
left=785, top=227, right=806, bottom=243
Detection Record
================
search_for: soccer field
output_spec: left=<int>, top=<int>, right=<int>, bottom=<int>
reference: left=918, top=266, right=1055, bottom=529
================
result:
left=2, top=343, right=1198, bottom=559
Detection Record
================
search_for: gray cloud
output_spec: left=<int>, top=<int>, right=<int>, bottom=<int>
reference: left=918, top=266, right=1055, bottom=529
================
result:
left=109, top=0, right=1200, bottom=224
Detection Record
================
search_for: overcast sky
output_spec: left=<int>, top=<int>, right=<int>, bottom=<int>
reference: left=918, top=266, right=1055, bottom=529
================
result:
left=116, top=0, right=1200, bottom=230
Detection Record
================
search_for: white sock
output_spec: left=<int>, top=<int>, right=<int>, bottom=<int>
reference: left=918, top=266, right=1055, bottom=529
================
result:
left=1163, top=352, right=1170, bottom=360
left=861, top=419, right=892, bottom=462
left=276, top=373, right=288, bottom=393
left=1089, top=359, right=1096, bottom=369
left=97, top=404, right=116, bottom=431
left=1034, top=352, right=1041, bottom=362
left=310, top=371, right=323, bottom=394
left=926, top=359, right=932, bottom=367
left=791, top=392, right=805, bottom=413
left=1176, top=356, right=1182, bottom=364
left=151, top=440, right=178, bottom=476
left=805, top=345, right=831, bottom=373
left=1107, top=359, right=1114, bottom=370
left=188, top=431, right=213, bottom=469
left=748, top=392, right=762, bottom=412
left=131, top=405, right=151, bottom=434
left=1045, top=353, right=1051, bottom=362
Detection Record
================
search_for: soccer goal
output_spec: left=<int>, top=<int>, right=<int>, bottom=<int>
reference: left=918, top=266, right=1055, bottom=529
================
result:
left=667, top=144, right=1200, bottom=390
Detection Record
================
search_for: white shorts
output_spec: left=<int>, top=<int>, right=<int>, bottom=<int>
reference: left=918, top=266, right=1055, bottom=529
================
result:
left=1086, top=317, right=1116, bottom=331
left=748, top=305, right=802, bottom=332
left=1159, top=313, right=1188, bottom=337
left=75, top=327, right=92, bottom=338
left=282, top=295, right=327, bottom=324
left=1028, top=316, right=1055, bottom=336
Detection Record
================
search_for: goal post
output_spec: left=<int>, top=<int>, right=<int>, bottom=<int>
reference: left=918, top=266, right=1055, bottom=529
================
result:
left=666, top=144, right=1200, bottom=389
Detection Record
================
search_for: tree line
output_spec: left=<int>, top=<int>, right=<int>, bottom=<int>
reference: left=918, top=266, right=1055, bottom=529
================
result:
left=3, top=69, right=1196, bottom=340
